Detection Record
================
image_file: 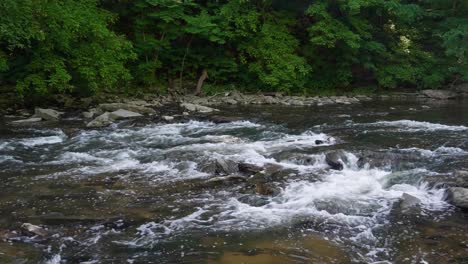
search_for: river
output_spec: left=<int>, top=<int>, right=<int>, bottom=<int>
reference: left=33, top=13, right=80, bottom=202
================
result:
left=0, top=99, right=467, bottom=263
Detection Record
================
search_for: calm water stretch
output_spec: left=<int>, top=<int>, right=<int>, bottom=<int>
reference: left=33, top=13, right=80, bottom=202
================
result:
left=1, top=99, right=467, bottom=263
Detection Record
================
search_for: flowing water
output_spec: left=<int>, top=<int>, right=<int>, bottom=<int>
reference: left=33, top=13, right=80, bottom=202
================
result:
left=1, top=99, right=467, bottom=263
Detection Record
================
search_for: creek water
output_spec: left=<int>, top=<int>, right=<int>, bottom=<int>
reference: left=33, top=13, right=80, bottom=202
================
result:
left=0, top=99, right=467, bottom=263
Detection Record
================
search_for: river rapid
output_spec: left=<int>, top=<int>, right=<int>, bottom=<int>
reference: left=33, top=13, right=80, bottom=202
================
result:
left=1, top=99, right=467, bottom=263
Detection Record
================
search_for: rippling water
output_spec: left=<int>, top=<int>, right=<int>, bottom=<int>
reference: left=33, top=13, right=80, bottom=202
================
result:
left=0, top=99, right=467, bottom=263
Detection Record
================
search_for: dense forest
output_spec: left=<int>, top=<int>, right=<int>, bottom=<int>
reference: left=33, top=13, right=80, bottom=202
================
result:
left=0, top=0, right=467, bottom=99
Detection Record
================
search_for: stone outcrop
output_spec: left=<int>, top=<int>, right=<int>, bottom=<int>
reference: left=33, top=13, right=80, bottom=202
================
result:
left=421, top=89, right=458, bottom=100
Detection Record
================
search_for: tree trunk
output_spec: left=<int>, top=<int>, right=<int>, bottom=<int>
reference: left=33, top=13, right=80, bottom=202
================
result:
left=179, top=36, right=193, bottom=94
left=195, top=69, right=208, bottom=96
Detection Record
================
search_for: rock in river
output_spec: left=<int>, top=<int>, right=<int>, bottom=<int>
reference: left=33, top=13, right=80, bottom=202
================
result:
left=447, top=187, right=468, bottom=209
left=108, top=109, right=143, bottom=120
left=34, top=108, right=62, bottom=121
left=399, top=193, right=421, bottom=214
left=21, top=223, right=47, bottom=237
left=181, top=103, right=219, bottom=113
left=86, top=112, right=112, bottom=128
left=421, top=89, right=458, bottom=100
left=325, top=150, right=348, bottom=170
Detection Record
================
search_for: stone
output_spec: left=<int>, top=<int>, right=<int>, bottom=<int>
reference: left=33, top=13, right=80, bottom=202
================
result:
left=399, top=193, right=421, bottom=213
left=315, top=140, right=325, bottom=145
left=82, top=111, right=94, bottom=119
left=207, top=175, right=247, bottom=184
left=325, top=150, right=348, bottom=170
left=108, top=109, right=143, bottom=120
left=11, top=117, right=42, bottom=124
left=447, top=187, right=468, bottom=209
left=237, top=194, right=270, bottom=207
left=421, top=89, right=458, bottom=100
left=21, top=223, right=47, bottom=237
left=162, top=115, right=174, bottom=121
left=455, top=170, right=468, bottom=188
left=181, top=103, right=219, bottom=113
left=224, top=98, right=238, bottom=105
left=34, top=108, right=62, bottom=121
left=215, top=158, right=239, bottom=175
left=98, top=103, right=154, bottom=114
left=183, top=112, right=190, bottom=116
left=86, top=112, right=112, bottom=128
left=238, top=163, right=263, bottom=175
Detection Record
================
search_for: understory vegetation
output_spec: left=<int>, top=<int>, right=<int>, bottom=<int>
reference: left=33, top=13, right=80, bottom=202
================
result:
left=0, top=0, right=466, bottom=99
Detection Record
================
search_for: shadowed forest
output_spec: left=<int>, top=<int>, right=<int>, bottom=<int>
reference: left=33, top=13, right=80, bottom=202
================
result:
left=0, top=0, right=467, bottom=99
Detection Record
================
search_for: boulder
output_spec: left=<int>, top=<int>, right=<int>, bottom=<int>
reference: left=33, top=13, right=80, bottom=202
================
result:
left=98, top=103, right=154, bottom=114
left=82, top=111, right=94, bottom=119
left=421, top=89, right=458, bottom=100
left=108, top=109, right=143, bottom=120
left=447, top=187, right=468, bottom=209
left=21, top=223, right=47, bottom=237
left=162, top=115, right=174, bottom=121
left=315, top=140, right=325, bottom=145
left=399, top=193, right=421, bottom=214
left=455, top=170, right=468, bottom=188
left=34, top=108, right=62, bottom=121
left=325, top=150, right=348, bottom=170
left=215, top=158, right=239, bottom=175
left=11, top=117, right=42, bottom=124
left=181, top=103, right=219, bottom=113
left=86, top=112, right=112, bottom=128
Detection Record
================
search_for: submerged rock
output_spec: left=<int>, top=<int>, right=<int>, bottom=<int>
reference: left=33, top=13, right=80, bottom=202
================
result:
left=421, top=89, right=458, bottom=100
left=325, top=150, right=348, bottom=170
left=34, top=108, right=62, bottom=121
left=237, top=194, right=270, bottom=207
left=207, top=175, right=247, bottom=184
left=447, top=187, right=468, bottom=209
left=108, top=109, right=143, bottom=120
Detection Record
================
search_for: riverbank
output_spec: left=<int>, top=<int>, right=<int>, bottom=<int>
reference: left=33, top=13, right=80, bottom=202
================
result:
left=2, top=87, right=468, bottom=125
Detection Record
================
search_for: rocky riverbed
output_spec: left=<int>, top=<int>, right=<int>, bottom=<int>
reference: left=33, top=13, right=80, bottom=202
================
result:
left=0, top=95, right=467, bottom=263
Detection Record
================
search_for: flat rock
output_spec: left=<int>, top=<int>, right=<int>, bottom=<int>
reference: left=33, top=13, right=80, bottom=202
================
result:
left=98, top=103, right=154, bottom=114
left=162, top=115, right=174, bottom=121
left=181, top=103, right=219, bottom=113
left=34, top=108, right=62, bottom=121
left=447, top=187, right=468, bottom=209
left=11, top=117, right=42, bottom=123
left=108, top=109, right=143, bottom=120
left=421, top=89, right=458, bottom=100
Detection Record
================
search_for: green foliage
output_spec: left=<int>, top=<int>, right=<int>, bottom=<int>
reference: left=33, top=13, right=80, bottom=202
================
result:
left=1, top=0, right=466, bottom=99
left=0, top=0, right=134, bottom=97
